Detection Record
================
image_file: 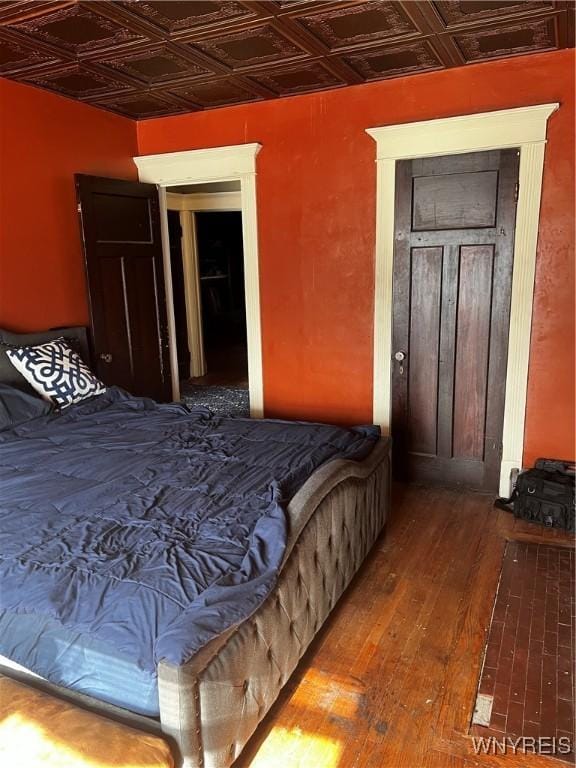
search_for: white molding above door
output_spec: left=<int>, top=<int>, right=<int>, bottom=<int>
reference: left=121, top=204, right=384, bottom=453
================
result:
left=135, top=144, right=262, bottom=185
left=366, top=103, right=559, bottom=496
left=135, top=144, right=264, bottom=418
left=166, top=191, right=242, bottom=211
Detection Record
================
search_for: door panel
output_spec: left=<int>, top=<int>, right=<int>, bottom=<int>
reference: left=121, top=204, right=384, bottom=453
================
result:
left=392, top=150, right=519, bottom=491
left=125, top=255, right=165, bottom=397
left=452, top=245, right=494, bottom=460
left=96, top=256, right=133, bottom=391
left=408, top=247, right=442, bottom=455
left=76, top=175, right=171, bottom=402
left=436, top=244, right=458, bottom=460
left=412, top=170, right=499, bottom=230
left=92, top=193, right=153, bottom=243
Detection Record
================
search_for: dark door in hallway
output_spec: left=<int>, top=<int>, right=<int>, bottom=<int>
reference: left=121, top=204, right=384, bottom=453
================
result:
left=76, top=175, right=172, bottom=402
left=391, top=150, right=519, bottom=491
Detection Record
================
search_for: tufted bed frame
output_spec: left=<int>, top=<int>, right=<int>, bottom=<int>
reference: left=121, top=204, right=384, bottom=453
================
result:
left=0, top=326, right=391, bottom=768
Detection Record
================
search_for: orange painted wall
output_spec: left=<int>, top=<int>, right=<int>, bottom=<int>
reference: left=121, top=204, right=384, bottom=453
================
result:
left=0, top=51, right=572, bottom=466
left=138, top=49, right=574, bottom=465
left=0, top=77, right=138, bottom=332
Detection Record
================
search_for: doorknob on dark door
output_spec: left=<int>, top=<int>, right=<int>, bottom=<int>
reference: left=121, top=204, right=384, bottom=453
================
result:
left=394, top=350, right=406, bottom=376
left=99, top=352, right=113, bottom=363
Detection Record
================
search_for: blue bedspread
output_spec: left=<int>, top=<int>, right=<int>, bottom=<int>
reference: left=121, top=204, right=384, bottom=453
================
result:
left=0, top=388, right=377, bottom=683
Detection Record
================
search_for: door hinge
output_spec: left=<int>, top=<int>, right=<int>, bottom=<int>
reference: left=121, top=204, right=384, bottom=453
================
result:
left=77, top=203, right=82, bottom=214
left=514, top=182, right=519, bottom=203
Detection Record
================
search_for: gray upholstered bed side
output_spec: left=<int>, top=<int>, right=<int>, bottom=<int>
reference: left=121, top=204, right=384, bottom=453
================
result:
left=0, top=436, right=390, bottom=768
left=157, top=436, right=391, bottom=768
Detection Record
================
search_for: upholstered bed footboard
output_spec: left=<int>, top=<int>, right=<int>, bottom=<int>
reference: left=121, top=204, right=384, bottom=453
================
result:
left=158, top=437, right=391, bottom=768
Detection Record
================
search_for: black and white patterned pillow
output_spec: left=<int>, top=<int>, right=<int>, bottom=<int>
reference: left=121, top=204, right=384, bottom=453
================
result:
left=6, top=338, right=105, bottom=407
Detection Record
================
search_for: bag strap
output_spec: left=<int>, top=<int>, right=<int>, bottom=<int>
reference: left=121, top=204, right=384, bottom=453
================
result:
left=494, top=486, right=518, bottom=512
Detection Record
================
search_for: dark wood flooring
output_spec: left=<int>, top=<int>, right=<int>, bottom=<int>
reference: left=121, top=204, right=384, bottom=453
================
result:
left=235, top=485, right=575, bottom=768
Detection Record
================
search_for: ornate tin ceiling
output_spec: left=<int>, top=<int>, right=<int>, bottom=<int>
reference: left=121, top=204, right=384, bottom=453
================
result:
left=0, top=1, right=573, bottom=118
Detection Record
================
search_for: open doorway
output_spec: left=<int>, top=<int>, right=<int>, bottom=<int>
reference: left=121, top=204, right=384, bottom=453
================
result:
left=166, top=182, right=249, bottom=416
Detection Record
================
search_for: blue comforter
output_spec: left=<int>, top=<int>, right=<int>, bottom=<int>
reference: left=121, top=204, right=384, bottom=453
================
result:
left=0, top=388, right=377, bottom=679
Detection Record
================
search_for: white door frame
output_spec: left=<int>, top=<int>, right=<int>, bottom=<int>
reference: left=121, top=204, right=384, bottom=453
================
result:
left=134, top=144, right=263, bottom=417
left=166, top=191, right=243, bottom=380
left=366, top=103, right=559, bottom=496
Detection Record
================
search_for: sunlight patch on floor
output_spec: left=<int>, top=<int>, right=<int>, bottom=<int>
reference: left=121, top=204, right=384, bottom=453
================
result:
left=0, top=712, right=163, bottom=768
left=249, top=726, right=342, bottom=768
left=291, top=667, right=364, bottom=719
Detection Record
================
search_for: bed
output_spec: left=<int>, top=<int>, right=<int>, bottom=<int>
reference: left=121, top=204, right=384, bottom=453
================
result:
left=0, top=325, right=390, bottom=768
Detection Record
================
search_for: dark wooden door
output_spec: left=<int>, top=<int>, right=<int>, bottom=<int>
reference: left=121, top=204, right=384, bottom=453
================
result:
left=392, top=150, right=519, bottom=491
left=76, top=175, right=172, bottom=402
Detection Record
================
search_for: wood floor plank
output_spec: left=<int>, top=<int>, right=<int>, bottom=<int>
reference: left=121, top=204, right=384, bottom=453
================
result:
left=237, top=485, right=575, bottom=768
left=340, top=489, right=468, bottom=766
left=357, top=493, right=494, bottom=767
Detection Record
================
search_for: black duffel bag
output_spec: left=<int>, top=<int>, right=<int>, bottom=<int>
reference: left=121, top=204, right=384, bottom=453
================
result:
left=495, top=458, right=575, bottom=532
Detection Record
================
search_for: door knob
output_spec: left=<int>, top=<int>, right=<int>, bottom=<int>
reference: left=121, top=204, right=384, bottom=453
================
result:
left=394, top=351, right=406, bottom=362
left=99, top=352, right=113, bottom=363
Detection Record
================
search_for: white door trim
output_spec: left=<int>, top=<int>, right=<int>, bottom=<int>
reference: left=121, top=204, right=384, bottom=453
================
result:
left=166, top=190, right=242, bottom=211
left=180, top=210, right=206, bottom=379
left=164, top=196, right=205, bottom=379
left=134, top=144, right=263, bottom=418
left=366, top=103, right=559, bottom=496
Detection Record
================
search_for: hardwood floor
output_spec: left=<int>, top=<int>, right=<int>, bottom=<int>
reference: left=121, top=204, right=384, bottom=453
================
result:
left=235, top=485, right=574, bottom=768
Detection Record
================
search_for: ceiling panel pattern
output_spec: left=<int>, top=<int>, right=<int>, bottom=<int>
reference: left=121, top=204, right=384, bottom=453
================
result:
left=297, top=1, right=418, bottom=50
left=249, top=59, right=344, bottom=94
left=118, top=1, right=262, bottom=33
left=343, top=37, right=443, bottom=79
left=453, top=15, right=560, bottom=61
left=0, top=0, right=573, bottom=118
left=101, top=42, right=212, bottom=83
left=0, top=29, right=56, bottom=71
left=10, top=3, right=145, bottom=52
left=192, top=23, right=309, bottom=68
left=170, top=76, right=263, bottom=106
left=21, top=62, right=133, bottom=96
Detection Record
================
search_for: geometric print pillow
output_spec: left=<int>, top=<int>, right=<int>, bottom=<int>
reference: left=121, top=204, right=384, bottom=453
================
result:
left=6, top=337, right=106, bottom=408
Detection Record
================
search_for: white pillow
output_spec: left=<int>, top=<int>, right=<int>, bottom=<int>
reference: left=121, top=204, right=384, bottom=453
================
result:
left=6, top=338, right=105, bottom=408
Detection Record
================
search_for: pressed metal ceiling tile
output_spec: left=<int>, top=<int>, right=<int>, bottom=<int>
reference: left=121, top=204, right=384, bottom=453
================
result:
left=170, top=77, right=262, bottom=107
left=343, top=39, right=444, bottom=80
left=453, top=16, right=560, bottom=61
left=0, top=30, right=56, bottom=72
left=10, top=3, right=144, bottom=53
left=191, top=24, right=310, bottom=69
left=0, top=0, right=571, bottom=116
left=21, top=62, right=133, bottom=97
left=100, top=44, right=213, bottom=85
left=296, top=1, right=419, bottom=50
left=432, top=1, right=555, bottom=28
left=248, top=60, right=344, bottom=95
left=94, top=90, right=189, bottom=117
left=118, top=0, right=261, bottom=34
